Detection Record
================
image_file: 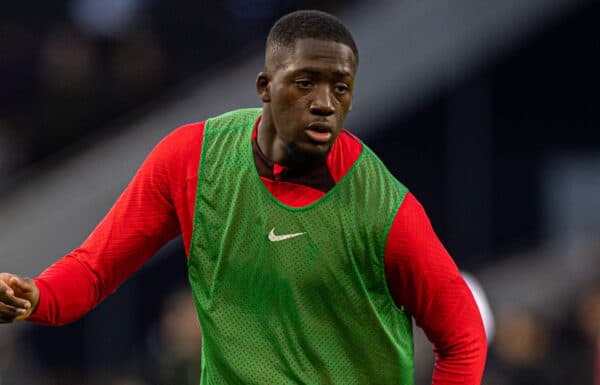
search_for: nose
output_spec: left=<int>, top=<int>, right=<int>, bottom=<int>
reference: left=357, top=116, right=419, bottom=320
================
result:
left=309, top=86, right=335, bottom=116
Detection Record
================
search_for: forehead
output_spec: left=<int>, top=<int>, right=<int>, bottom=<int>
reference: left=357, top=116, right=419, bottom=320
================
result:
left=276, top=38, right=357, bottom=76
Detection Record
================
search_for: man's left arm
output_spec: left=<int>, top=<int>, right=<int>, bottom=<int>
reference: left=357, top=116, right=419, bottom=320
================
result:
left=384, top=192, right=487, bottom=384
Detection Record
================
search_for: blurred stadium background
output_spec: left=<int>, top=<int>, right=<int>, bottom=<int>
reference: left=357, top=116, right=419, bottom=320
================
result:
left=1, top=0, right=599, bottom=384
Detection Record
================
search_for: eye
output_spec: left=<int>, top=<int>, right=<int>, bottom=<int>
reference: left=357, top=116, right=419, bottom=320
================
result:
left=295, top=79, right=313, bottom=89
left=334, top=83, right=350, bottom=95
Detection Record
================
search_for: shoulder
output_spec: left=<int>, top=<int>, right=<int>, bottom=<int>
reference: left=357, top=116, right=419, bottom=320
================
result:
left=205, top=108, right=262, bottom=133
left=346, top=133, right=408, bottom=197
left=396, top=192, right=426, bottom=219
left=337, top=129, right=363, bottom=156
left=327, top=129, right=363, bottom=182
left=137, top=121, right=206, bottom=190
left=149, top=121, right=205, bottom=163
left=160, top=121, right=205, bottom=149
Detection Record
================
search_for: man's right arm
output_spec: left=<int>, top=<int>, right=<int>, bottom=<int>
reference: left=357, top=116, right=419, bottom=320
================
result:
left=1, top=122, right=205, bottom=326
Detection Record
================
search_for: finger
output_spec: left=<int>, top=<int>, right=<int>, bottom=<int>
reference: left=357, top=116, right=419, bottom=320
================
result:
left=3, top=277, right=33, bottom=308
left=0, top=279, right=15, bottom=298
left=8, top=276, right=34, bottom=293
left=0, top=307, right=18, bottom=323
left=0, top=275, right=35, bottom=313
left=14, top=311, right=31, bottom=322
left=0, top=302, right=26, bottom=317
left=0, top=290, right=31, bottom=309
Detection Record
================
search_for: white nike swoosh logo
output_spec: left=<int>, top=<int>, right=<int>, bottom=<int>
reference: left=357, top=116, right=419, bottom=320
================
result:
left=268, top=228, right=306, bottom=242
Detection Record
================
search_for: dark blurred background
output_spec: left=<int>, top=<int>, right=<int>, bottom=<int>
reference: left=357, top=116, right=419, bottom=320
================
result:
left=1, top=1, right=599, bottom=384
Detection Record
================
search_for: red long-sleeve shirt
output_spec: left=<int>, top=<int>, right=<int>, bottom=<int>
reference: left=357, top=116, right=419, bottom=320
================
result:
left=28, top=118, right=487, bottom=384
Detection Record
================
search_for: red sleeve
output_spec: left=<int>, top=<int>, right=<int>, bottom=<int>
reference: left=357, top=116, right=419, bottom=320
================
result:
left=28, top=122, right=204, bottom=325
left=384, top=192, right=487, bottom=384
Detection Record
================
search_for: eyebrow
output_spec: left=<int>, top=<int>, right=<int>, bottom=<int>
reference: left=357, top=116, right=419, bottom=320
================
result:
left=293, top=68, right=354, bottom=79
left=334, top=70, right=353, bottom=78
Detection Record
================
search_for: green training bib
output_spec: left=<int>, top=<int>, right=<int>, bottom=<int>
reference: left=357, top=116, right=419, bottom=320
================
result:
left=188, top=108, right=414, bottom=384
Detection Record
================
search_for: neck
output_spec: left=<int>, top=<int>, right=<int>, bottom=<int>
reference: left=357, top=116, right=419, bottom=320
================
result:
left=257, top=109, right=328, bottom=170
left=256, top=107, right=284, bottom=164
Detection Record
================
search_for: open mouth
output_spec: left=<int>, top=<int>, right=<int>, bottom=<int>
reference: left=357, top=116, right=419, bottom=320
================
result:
left=305, top=123, right=332, bottom=143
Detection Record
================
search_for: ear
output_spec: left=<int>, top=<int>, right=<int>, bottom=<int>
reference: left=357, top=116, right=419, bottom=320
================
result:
left=256, top=72, right=271, bottom=103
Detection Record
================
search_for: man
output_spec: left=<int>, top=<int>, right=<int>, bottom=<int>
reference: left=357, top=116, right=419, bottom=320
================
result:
left=0, top=10, right=487, bottom=384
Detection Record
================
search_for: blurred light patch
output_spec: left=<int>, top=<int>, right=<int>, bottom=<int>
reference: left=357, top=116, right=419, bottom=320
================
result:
left=223, top=0, right=291, bottom=20
left=70, top=0, right=146, bottom=37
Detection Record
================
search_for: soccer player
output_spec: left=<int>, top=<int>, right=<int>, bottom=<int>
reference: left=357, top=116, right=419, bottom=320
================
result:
left=0, top=10, right=487, bottom=384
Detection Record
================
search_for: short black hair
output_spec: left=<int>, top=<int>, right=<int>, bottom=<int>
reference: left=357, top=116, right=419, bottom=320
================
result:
left=266, top=10, right=358, bottom=65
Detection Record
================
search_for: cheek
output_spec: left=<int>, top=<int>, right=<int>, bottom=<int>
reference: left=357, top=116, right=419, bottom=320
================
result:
left=273, top=90, right=308, bottom=115
left=341, top=93, right=353, bottom=108
left=270, top=85, right=292, bottom=107
left=336, top=98, right=352, bottom=118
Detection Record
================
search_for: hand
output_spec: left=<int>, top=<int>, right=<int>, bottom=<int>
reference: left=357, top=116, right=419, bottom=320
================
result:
left=0, top=273, right=39, bottom=323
